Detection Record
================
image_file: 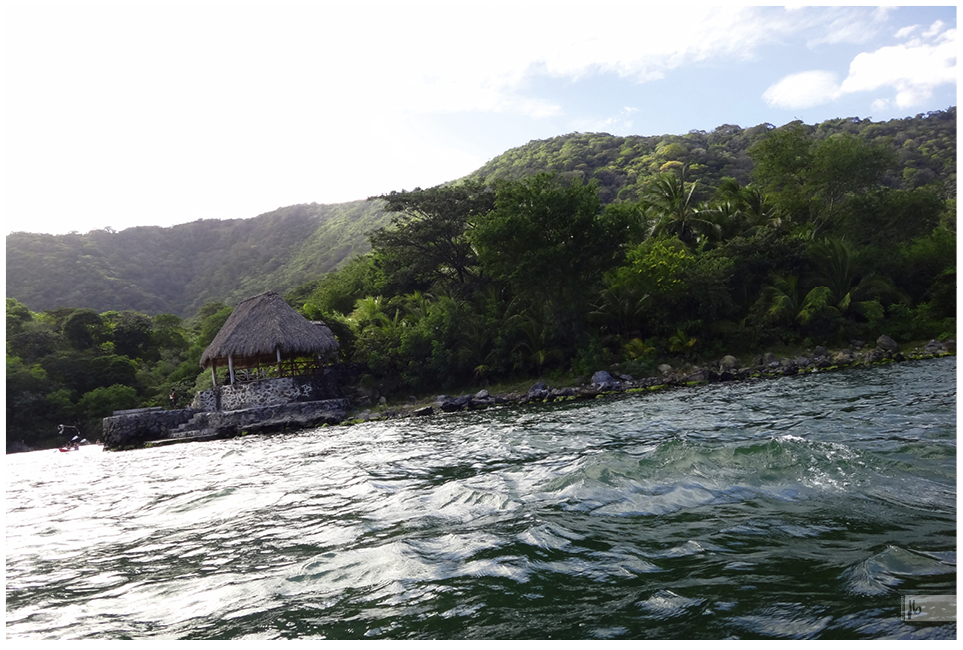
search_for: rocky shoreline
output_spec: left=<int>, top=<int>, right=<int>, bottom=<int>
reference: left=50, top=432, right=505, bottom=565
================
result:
left=346, top=336, right=956, bottom=424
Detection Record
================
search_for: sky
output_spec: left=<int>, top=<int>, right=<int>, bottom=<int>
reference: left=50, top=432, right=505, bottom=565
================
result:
left=2, top=2, right=957, bottom=236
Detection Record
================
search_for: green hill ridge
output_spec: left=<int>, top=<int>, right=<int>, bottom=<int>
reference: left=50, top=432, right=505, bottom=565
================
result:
left=6, top=108, right=956, bottom=320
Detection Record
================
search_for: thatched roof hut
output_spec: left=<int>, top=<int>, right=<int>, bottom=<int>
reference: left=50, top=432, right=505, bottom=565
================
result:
left=200, top=291, right=339, bottom=385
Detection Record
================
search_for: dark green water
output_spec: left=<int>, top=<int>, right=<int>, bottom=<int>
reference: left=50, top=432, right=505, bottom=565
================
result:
left=6, top=358, right=956, bottom=639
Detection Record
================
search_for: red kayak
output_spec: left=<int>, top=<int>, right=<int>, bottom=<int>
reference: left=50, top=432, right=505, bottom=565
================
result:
left=58, top=447, right=80, bottom=452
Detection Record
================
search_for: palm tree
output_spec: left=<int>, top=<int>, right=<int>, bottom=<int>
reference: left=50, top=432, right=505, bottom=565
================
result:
left=710, top=179, right=782, bottom=239
left=808, top=238, right=904, bottom=313
left=513, top=305, right=563, bottom=374
left=760, top=274, right=830, bottom=325
left=741, top=186, right=782, bottom=233
left=589, top=279, right=651, bottom=344
left=643, top=172, right=721, bottom=245
left=349, top=296, right=391, bottom=330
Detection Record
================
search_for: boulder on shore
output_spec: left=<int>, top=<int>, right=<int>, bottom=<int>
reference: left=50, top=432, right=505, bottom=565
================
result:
left=923, top=339, right=954, bottom=354
left=832, top=349, right=856, bottom=364
left=719, top=355, right=740, bottom=371
left=440, top=395, right=471, bottom=412
left=876, top=334, right=899, bottom=353
left=527, top=382, right=550, bottom=401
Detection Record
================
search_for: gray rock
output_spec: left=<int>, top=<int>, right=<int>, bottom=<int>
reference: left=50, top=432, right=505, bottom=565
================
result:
left=527, top=383, right=550, bottom=400
left=684, top=369, right=709, bottom=382
left=440, top=395, right=471, bottom=412
left=813, top=345, right=828, bottom=358
left=719, top=355, right=740, bottom=370
left=944, top=340, right=956, bottom=353
left=474, top=389, right=490, bottom=399
left=413, top=406, right=433, bottom=417
left=832, top=350, right=855, bottom=364
left=876, top=334, right=899, bottom=352
left=658, top=364, right=673, bottom=375
left=592, top=370, right=615, bottom=385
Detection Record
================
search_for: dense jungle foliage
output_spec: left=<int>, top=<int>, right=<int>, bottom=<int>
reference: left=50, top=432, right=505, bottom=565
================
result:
left=6, top=108, right=956, bottom=451
left=294, top=109, right=955, bottom=395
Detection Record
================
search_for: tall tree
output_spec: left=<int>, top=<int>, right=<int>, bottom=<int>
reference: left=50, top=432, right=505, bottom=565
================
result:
left=807, top=133, right=896, bottom=234
left=367, top=180, right=496, bottom=296
left=750, top=126, right=897, bottom=237
left=470, top=174, right=623, bottom=315
left=747, top=123, right=814, bottom=224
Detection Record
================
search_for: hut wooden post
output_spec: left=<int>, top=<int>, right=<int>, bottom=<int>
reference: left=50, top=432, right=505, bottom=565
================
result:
left=228, top=354, right=236, bottom=385
left=276, top=348, right=282, bottom=377
left=211, top=361, right=217, bottom=387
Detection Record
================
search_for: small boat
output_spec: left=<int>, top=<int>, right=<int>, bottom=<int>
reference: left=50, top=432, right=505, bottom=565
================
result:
left=56, top=426, right=86, bottom=452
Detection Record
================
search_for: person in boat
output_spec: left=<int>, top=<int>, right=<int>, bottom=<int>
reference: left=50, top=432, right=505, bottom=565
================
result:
left=58, top=424, right=81, bottom=448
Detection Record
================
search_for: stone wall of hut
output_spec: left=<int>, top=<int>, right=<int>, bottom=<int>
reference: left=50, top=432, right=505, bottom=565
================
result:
left=192, top=372, right=343, bottom=412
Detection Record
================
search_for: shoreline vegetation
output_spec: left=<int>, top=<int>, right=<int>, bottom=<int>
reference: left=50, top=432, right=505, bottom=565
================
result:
left=6, top=111, right=956, bottom=452
left=341, top=338, right=956, bottom=426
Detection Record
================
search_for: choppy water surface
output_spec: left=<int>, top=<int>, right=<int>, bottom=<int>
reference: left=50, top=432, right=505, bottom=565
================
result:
left=6, top=358, right=956, bottom=639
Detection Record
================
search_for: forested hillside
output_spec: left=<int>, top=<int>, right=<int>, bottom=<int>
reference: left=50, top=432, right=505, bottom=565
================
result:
left=468, top=109, right=956, bottom=203
left=7, top=200, right=388, bottom=318
left=6, top=109, right=955, bottom=320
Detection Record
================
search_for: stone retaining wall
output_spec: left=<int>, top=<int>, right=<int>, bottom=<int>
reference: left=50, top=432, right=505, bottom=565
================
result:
left=103, top=408, right=195, bottom=450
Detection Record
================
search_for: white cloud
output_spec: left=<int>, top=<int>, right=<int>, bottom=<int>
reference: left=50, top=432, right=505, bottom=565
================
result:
left=871, top=98, right=891, bottom=112
left=895, top=25, right=919, bottom=39
left=763, top=71, right=842, bottom=109
left=764, top=17, right=956, bottom=111
left=839, top=23, right=956, bottom=109
left=805, top=6, right=893, bottom=46
left=923, top=20, right=946, bottom=38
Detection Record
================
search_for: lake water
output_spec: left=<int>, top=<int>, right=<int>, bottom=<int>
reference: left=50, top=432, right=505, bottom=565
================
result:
left=5, top=357, right=956, bottom=639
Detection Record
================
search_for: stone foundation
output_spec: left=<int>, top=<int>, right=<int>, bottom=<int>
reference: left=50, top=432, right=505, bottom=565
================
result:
left=170, top=399, right=349, bottom=440
left=192, top=372, right=342, bottom=411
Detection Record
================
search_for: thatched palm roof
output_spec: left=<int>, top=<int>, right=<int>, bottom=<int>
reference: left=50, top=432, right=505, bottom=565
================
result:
left=200, top=291, right=339, bottom=370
